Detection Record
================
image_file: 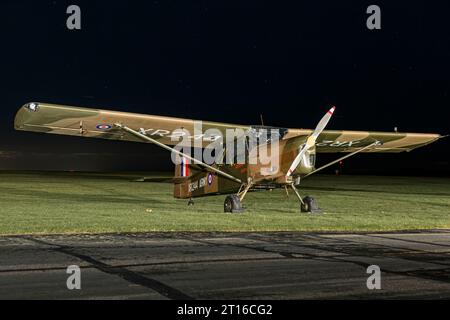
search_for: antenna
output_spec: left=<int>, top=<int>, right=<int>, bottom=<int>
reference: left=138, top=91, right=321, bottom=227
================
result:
left=260, top=114, right=265, bottom=126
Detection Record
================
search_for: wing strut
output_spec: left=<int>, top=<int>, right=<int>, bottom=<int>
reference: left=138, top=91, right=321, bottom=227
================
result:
left=114, top=123, right=242, bottom=184
left=302, top=141, right=382, bottom=179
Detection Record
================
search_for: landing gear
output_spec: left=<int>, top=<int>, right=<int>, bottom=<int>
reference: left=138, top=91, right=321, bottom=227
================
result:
left=301, top=196, right=322, bottom=213
left=188, top=198, right=195, bottom=206
left=223, top=178, right=253, bottom=214
left=290, top=183, right=322, bottom=213
left=224, top=195, right=244, bottom=214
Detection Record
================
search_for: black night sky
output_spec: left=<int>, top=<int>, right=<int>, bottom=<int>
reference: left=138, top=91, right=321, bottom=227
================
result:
left=0, top=0, right=449, bottom=174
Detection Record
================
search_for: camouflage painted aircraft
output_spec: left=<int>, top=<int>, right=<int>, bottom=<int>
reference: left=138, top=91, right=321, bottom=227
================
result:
left=15, top=102, right=442, bottom=213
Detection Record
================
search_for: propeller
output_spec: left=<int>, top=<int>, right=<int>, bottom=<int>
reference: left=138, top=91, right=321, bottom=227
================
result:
left=286, top=106, right=336, bottom=177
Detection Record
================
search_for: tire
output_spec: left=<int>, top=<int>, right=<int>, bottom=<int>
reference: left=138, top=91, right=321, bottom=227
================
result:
left=301, top=196, right=319, bottom=213
left=224, top=195, right=244, bottom=213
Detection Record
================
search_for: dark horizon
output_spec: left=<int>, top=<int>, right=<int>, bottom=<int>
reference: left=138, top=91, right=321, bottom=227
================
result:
left=1, top=0, right=449, bottom=175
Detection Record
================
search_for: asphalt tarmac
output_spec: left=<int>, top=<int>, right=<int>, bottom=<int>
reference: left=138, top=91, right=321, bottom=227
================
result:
left=1, top=231, right=450, bottom=299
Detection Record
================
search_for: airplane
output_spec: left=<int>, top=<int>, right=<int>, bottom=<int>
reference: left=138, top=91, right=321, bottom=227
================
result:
left=14, top=102, right=443, bottom=213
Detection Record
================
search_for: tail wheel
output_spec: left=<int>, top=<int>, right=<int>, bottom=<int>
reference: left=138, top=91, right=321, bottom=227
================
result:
left=224, top=195, right=244, bottom=213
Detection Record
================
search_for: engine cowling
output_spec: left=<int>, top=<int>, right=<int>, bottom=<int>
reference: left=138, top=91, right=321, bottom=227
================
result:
left=293, top=146, right=316, bottom=175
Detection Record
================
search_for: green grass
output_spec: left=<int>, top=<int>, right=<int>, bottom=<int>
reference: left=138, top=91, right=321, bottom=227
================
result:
left=0, top=172, right=449, bottom=235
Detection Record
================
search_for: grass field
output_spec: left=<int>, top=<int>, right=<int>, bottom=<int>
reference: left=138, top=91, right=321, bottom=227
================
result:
left=0, top=172, right=449, bottom=235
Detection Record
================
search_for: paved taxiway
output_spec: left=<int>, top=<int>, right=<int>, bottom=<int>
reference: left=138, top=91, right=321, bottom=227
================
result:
left=1, top=231, right=450, bottom=299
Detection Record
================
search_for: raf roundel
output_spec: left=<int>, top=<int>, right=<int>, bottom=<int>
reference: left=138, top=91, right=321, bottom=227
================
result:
left=96, top=124, right=112, bottom=130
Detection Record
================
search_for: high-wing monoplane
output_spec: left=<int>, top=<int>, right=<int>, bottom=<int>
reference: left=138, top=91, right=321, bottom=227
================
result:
left=15, top=103, right=442, bottom=213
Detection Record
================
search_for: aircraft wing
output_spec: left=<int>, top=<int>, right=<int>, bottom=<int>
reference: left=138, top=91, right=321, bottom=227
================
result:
left=15, top=102, right=250, bottom=148
left=287, top=129, right=442, bottom=153
left=15, top=102, right=441, bottom=153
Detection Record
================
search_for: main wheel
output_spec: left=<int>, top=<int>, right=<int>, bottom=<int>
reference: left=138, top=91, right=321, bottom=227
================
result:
left=224, top=195, right=244, bottom=213
left=301, top=196, right=321, bottom=213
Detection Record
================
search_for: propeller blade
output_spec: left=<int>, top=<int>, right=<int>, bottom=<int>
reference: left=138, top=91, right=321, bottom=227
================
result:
left=286, top=106, right=336, bottom=177
left=311, top=106, right=336, bottom=139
